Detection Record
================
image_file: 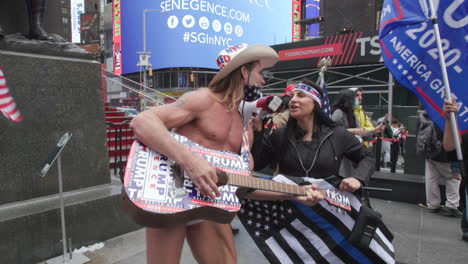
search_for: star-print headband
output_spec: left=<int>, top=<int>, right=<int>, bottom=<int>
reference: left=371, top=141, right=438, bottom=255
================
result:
left=292, top=82, right=322, bottom=107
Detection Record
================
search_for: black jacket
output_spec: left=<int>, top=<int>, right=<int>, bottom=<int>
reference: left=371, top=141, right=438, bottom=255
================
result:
left=416, top=111, right=450, bottom=162
left=252, top=124, right=375, bottom=185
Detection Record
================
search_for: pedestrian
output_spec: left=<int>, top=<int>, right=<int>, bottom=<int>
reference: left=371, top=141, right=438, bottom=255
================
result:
left=417, top=109, right=462, bottom=217
left=351, top=87, right=385, bottom=147
left=442, top=99, right=467, bottom=241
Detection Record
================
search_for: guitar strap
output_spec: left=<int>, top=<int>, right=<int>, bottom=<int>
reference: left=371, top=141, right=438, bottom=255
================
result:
left=240, top=123, right=252, bottom=171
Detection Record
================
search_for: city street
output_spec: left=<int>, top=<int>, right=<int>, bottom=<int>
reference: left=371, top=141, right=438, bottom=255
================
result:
left=71, top=198, right=467, bottom=264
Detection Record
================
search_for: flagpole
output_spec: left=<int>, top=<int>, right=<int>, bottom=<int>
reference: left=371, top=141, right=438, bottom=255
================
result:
left=428, top=0, right=463, bottom=160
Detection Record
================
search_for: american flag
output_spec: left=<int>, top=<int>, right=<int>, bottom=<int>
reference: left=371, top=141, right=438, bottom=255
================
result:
left=0, top=66, right=22, bottom=122
left=238, top=176, right=395, bottom=264
left=318, top=72, right=332, bottom=117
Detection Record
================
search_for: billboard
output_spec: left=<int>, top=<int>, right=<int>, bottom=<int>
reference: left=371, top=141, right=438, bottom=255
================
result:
left=305, top=0, right=320, bottom=38
left=272, top=31, right=382, bottom=70
left=116, top=0, right=292, bottom=74
left=292, top=0, right=302, bottom=42
left=71, top=0, right=85, bottom=43
left=80, top=13, right=100, bottom=45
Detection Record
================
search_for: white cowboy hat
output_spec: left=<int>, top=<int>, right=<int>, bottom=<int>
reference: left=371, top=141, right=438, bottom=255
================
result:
left=210, top=43, right=279, bottom=85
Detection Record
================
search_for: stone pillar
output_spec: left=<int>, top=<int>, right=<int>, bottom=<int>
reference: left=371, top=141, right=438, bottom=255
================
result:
left=0, top=51, right=140, bottom=264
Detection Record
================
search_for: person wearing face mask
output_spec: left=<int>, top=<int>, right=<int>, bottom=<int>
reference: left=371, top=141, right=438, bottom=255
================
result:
left=329, top=89, right=376, bottom=181
left=351, top=87, right=386, bottom=147
left=331, top=89, right=370, bottom=139
left=130, top=43, right=322, bottom=264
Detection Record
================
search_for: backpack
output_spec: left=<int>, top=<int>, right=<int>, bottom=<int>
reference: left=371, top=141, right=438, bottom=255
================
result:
left=416, top=112, right=442, bottom=159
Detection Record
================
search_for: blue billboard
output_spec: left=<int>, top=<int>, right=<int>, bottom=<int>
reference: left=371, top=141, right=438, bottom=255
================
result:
left=120, top=0, right=292, bottom=74
left=305, top=0, right=320, bottom=38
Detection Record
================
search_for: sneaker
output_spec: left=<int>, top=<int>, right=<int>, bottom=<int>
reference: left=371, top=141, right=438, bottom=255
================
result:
left=418, top=203, right=440, bottom=213
left=439, top=207, right=462, bottom=218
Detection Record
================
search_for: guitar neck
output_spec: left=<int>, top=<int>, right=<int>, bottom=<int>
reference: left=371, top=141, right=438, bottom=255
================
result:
left=219, top=171, right=307, bottom=196
left=219, top=171, right=352, bottom=212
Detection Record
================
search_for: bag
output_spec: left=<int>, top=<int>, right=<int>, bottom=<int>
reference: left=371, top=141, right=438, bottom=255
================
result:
left=416, top=113, right=442, bottom=159
left=348, top=205, right=394, bottom=250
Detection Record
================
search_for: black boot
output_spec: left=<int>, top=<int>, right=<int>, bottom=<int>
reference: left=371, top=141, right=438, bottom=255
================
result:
left=26, top=0, right=53, bottom=40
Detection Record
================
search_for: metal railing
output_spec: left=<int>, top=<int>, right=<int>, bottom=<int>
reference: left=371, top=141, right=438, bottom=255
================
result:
left=106, top=120, right=133, bottom=180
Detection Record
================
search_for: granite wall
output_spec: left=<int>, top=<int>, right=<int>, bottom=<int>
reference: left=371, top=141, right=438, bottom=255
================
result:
left=0, top=51, right=110, bottom=205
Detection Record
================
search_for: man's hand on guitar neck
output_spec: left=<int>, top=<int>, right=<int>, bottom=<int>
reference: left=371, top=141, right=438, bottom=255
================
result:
left=183, top=154, right=221, bottom=199
left=294, top=184, right=324, bottom=206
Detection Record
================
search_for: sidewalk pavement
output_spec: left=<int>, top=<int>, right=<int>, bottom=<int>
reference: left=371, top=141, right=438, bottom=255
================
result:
left=79, top=199, right=467, bottom=264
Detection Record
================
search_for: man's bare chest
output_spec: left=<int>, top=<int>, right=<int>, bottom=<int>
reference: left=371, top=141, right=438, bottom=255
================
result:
left=176, top=111, right=245, bottom=153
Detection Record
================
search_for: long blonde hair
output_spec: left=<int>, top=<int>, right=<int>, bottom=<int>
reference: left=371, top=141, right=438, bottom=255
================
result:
left=207, top=61, right=257, bottom=111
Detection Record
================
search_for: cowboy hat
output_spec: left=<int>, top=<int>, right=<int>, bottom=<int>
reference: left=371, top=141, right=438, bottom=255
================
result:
left=210, top=43, right=279, bottom=85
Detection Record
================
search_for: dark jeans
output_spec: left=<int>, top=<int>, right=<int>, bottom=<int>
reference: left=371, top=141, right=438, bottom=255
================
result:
left=390, top=142, right=399, bottom=173
left=373, top=137, right=382, bottom=171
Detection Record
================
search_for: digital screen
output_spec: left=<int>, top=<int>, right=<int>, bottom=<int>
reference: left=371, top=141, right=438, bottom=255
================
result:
left=119, top=0, right=292, bottom=74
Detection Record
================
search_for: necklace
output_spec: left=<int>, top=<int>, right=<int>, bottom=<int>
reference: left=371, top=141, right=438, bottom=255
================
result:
left=291, top=139, right=319, bottom=177
left=290, top=129, right=334, bottom=177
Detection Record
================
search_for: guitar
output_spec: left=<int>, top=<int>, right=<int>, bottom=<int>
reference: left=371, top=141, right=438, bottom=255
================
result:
left=121, top=132, right=351, bottom=228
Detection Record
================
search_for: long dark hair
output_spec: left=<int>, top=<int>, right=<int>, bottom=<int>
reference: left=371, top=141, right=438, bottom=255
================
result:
left=331, top=89, right=356, bottom=128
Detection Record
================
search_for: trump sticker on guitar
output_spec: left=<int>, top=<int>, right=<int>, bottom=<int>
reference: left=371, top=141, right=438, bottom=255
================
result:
left=122, top=133, right=250, bottom=227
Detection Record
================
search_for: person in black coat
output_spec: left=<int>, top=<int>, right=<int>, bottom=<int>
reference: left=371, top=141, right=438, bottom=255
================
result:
left=251, top=79, right=375, bottom=198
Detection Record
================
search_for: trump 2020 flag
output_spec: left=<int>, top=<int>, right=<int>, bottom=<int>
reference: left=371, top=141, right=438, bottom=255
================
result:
left=379, top=0, right=468, bottom=133
left=0, top=66, right=22, bottom=122
left=238, top=175, right=395, bottom=264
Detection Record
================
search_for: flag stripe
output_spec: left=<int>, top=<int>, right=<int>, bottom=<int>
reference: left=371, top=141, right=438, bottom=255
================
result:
left=297, top=202, right=387, bottom=264
left=371, top=229, right=395, bottom=261
left=376, top=228, right=395, bottom=253
left=264, top=236, right=293, bottom=264
left=0, top=66, right=22, bottom=122
left=370, top=240, right=395, bottom=264
left=289, top=219, right=342, bottom=264
left=293, top=202, right=360, bottom=264
left=313, top=202, right=394, bottom=264
left=270, top=232, right=303, bottom=264
left=295, top=202, right=374, bottom=264
left=0, top=99, right=14, bottom=109
left=0, top=92, right=11, bottom=99
left=272, top=231, right=304, bottom=264
left=280, top=227, right=318, bottom=264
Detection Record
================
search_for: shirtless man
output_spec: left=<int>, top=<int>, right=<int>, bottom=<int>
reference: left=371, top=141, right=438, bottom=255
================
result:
left=130, top=43, right=323, bottom=264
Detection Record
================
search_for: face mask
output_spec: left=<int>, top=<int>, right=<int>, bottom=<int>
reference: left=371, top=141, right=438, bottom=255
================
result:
left=244, top=84, right=262, bottom=102
left=353, top=98, right=360, bottom=109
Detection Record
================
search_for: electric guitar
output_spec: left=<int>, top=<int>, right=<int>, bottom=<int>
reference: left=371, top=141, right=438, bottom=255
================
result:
left=121, top=132, right=351, bottom=228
